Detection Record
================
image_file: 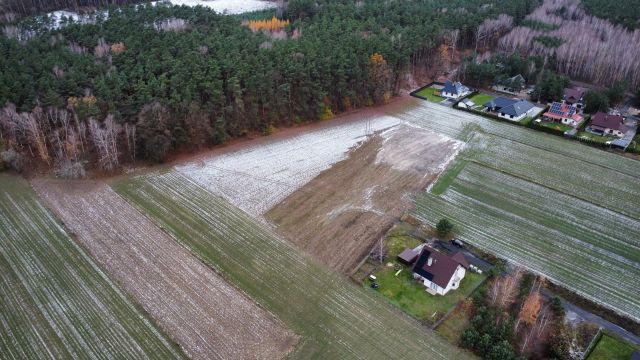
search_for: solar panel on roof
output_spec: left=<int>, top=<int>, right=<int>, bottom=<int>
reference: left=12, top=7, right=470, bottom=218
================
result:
left=568, top=107, right=576, bottom=116
left=550, top=103, right=563, bottom=115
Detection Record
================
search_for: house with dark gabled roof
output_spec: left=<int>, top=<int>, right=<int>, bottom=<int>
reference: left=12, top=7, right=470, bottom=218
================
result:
left=484, top=97, right=518, bottom=112
left=412, top=246, right=469, bottom=296
left=563, top=88, right=584, bottom=109
left=497, top=100, right=536, bottom=122
left=441, top=80, right=470, bottom=100
left=589, top=112, right=627, bottom=137
left=493, top=74, right=525, bottom=94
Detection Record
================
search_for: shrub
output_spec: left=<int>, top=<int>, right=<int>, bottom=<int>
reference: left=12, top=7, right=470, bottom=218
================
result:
left=436, top=218, right=454, bottom=237
left=1, top=148, right=26, bottom=172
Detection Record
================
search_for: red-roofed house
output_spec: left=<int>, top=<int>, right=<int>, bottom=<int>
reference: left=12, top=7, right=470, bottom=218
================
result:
left=589, top=112, right=627, bottom=137
left=543, top=102, right=584, bottom=126
left=412, top=246, right=469, bottom=295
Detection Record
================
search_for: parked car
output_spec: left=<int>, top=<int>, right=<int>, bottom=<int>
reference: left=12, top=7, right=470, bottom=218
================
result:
left=451, top=239, right=464, bottom=248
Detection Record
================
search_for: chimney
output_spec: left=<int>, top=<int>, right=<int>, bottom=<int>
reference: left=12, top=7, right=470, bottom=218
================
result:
left=427, top=257, right=433, bottom=266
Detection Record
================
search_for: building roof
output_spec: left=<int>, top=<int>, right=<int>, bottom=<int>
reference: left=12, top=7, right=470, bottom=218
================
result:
left=442, top=80, right=468, bottom=95
left=397, top=248, right=419, bottom=264
left=631, top=350, right=640, bottom=360
left=484, top=97, right=518, bottom=110
left=499, top=100, right=535, bottom=117
left=412, top=246, right=468, bottom=288
left=497, top=74, right=525, bottom=86
left=564, top=88, right=584, bottom=103
left=591, top=112, right=625, bottom=131
left=543, top=102, right=583, bottom=122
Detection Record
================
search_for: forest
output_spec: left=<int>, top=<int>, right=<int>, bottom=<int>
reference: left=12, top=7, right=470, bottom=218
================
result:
left=0, top=0, right=540, bottom=174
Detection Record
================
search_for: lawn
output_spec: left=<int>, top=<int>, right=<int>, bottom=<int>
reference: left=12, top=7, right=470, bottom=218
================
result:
left=436, top=299, right=474, bottom=344
left=467, top=93, right=494, bottom=107
left=587, top=334, right=638, bottom=360
left=371, top=261, right=486, bottom=325
left=114, top=171, right=474, bottom=360
left=578, top=131, right=617, bottom=144
left=538, top=120, right=573, bottom=132
left=415, top=86, right=444, bottom=102
left=0, top=174, right=184, bottom=359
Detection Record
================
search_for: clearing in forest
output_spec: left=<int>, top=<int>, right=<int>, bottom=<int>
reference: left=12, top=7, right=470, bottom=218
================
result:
left=114, top=171, right=475, bottom=360
left=403, top=100, right=640, bottom=322
left=0, top=174, right=184, bottom=360
left=33, top=179, right=298, bottom=360
left=267, top=125, right=461, bottom=273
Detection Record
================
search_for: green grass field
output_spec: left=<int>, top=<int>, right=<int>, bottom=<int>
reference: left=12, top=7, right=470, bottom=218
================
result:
left=538, top=120, right=573, bottom=132
left=467, top=93, right=493, bottom=107
left=0, top=175, right=184, bottom=360
left=114, top=171, right=474, bottom=360
left=587, top=334, right=638, bottom=360
left=415, top=87, right=444, bottom=102
left=396, top=100, right=640, bottom=322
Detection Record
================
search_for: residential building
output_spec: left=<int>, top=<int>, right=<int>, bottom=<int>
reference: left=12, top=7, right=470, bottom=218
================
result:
left=497, top=100, right=536, bottom=121
left=441, top=80, right=470, bottom=100
left=484, top=97, right=518, bottom=112
left=543, top=102, right=584, bottom=126
left=412, top=246, right=469, bottom=296
left=563, top=88, right=584, bottom=109
left=589, top=112, right=627, bottom=137
left=493, top=74, right=525, bottom=94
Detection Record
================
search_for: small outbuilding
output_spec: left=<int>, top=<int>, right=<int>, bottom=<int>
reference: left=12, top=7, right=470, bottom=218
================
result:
left=397, top=248, right=419, bottom=265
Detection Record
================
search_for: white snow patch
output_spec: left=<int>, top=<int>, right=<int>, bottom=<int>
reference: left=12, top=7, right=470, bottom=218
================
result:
left=177, top=115, right=401, bottom=218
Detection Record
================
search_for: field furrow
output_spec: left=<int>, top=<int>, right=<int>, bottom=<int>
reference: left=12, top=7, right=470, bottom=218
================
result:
left=33, top=179, right=298, bottom=360
left=0, top=174, right=184, bottom=359
left=114, top=171, right=475, bottom=360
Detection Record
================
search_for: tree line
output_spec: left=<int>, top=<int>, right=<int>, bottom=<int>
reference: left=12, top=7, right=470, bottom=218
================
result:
left=0, top=0, right=540, bottom=175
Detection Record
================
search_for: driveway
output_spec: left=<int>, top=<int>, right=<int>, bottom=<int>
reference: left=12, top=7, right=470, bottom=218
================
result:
left=434, top=240, right=493, bottom=272
left=540, top=288, right=640, bottom=345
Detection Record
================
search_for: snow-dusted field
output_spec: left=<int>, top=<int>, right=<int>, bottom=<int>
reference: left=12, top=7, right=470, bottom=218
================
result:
left=177, top=115, right=400, bottom=218
left=402, top=100, right=640, bottom=321
left=0, top=175, right=183, bottom=359
left=414, top=163, right=640, bottom=321
left=33, top=180, right=297, bottom=360
left=114, top=171, right=474, bottom=359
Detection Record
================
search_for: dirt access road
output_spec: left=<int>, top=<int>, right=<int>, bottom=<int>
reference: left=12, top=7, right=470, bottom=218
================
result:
left=267, top=125, right=461, bottom=273
left=33, top=180, right=298, bottom=360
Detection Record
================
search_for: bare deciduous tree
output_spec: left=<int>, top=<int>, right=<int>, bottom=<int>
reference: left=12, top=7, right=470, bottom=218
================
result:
left=499, top=0, right=640, bottom=88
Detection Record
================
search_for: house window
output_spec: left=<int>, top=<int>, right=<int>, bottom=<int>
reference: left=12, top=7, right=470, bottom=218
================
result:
left=430, top=282, right=437, bottom=290
left=509, top=115, right=513, bottom=119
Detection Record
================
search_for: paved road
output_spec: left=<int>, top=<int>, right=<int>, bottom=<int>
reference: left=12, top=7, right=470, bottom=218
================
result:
left=540, top=289, right=640, bottom=345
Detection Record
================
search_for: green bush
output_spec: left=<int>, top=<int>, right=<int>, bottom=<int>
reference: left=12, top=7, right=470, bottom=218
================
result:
left=436, top=218, right=454, bottom=237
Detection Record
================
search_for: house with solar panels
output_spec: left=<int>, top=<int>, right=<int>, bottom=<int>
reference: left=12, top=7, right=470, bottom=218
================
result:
left=441, top=80, right=470, bottom=100
left=542, top=102, right=584, bottom=126
left=483, top=97, right=536, bottom=122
